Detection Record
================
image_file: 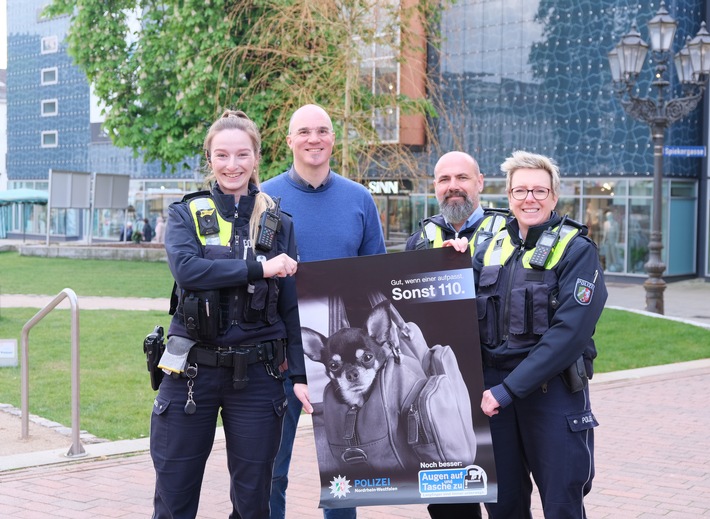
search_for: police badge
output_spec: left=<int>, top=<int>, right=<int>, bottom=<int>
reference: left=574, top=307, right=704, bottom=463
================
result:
left=574, top=278, right=594, bottom=305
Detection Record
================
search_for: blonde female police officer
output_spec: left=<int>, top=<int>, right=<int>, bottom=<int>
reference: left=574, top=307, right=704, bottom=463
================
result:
left=477, top=151, right=606, bottom=518
left=151, top=110, right=312, bottom=519
left=447, top=151, right=606, bottom=518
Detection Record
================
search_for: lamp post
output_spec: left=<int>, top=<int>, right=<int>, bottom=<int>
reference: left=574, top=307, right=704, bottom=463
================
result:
left=608, top=1, right=710, bottom=314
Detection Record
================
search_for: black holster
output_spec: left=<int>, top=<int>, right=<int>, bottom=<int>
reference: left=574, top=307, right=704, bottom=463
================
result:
left=561, top=356, right=588, bottom=393
left=143, top=325, right=166, bottom=391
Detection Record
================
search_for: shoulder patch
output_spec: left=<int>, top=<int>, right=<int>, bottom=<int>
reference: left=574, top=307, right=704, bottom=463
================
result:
left=574, top=278, right=595, bottom=305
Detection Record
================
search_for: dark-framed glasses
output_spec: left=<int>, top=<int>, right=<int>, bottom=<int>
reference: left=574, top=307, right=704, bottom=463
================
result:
left=510, top=187, right=551, bottom=201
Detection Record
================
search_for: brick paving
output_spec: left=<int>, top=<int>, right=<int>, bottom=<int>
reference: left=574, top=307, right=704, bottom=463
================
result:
left=1, top=257, right=708, bottom=518
left=1, top=361, right=709, bottom=518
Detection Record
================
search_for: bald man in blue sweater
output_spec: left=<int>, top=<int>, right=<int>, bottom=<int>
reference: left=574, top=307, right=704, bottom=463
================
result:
left=262, top=104, right=386, bottom=519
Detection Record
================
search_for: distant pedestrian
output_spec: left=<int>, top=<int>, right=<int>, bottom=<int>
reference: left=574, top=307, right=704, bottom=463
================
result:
left=120, top=222, right=133, bottom=242
left=154, top=216, right=166, bottom=243
left=143, top=218, right=154, bottom=243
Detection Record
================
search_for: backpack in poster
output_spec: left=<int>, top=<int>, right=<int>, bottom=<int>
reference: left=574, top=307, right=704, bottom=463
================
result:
left=302, top=299, right=477, bottom=474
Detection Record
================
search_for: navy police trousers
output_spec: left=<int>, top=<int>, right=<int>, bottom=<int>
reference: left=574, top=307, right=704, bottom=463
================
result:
left=150, top=362, right=287, bottom=519
left=484, top=366, right=598, bottom=519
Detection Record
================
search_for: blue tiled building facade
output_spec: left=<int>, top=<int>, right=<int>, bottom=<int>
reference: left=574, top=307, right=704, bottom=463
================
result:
left=410, top=0, right=708, bottom=278
left=7, top=9, right=91, bottom=180
left=435, top=0, right=704, bottom=177
left=5, top=0, right=199, bottom=239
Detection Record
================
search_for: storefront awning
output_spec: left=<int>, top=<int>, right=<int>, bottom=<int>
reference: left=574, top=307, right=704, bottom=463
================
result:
left=0, top=189, right=49, bottom=206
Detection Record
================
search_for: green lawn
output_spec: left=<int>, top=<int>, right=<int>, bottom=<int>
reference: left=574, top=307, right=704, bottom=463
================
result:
left=0, top=308, right=168, bottom=440
left=0, top=251, right=174, bottom=298
left=594, top=310, right=709, bottom=372
left=0, top=251, right=707, bottom=441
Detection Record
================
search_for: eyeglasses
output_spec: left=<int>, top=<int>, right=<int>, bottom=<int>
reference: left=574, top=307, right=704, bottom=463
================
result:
left=510, top=187, right=551, bottom=200
left=292, top=127, right=333, bottom=138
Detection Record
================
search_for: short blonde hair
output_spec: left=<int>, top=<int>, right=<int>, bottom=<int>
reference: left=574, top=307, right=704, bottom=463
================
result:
left=501, top=150, right=560, bottom=197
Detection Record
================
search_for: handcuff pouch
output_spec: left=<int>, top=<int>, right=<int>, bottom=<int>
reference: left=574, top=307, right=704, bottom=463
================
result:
left=561, top=356, right=588, bottom=393
left=182, top=290, right=220, bottom=341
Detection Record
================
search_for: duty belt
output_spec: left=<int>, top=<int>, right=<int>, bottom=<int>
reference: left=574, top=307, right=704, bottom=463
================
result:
left=188, top=339, right=285, bottom=368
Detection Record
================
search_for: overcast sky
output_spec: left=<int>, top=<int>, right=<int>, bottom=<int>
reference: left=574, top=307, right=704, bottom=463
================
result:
left=1, top=0, right=7, bottom=69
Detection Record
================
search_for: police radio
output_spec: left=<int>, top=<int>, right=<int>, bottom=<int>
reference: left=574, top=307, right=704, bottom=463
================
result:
left=529, top=215, right=567, bottom=270
left=255, top=197, right=282, bottom=252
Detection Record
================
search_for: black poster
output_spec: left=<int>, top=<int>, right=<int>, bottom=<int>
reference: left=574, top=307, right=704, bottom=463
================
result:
left=295, top=248, right=497, bottom=508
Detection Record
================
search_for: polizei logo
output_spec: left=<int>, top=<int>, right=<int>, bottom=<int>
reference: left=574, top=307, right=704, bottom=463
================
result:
left=352, top=477, right=398, bottom=494
left=329, top=475, right=352, bottom=499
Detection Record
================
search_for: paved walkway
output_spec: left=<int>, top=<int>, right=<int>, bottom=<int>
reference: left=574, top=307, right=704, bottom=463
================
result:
left=0, top=278, right=709, bottom=517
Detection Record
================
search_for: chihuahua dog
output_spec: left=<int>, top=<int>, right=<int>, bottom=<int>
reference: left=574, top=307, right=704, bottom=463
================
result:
left=302, top=300, right=411, bottom=408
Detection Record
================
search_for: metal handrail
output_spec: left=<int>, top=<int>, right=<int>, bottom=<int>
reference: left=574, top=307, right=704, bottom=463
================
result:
left=21, top=288, right=86, bottom=458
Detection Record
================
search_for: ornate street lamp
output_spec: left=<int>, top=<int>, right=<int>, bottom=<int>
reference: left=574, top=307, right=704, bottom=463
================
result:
left=608, top=2, right=710, bottom=314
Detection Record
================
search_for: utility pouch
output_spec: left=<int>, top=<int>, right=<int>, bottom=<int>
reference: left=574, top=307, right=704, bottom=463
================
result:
left=265, top=278, right=280, bottom=324
left=232, top=350, right=250, bottom=390
left=243, top=280, right=268, bottom=323
left=143, top=325, right=166, bottom=391
left=562, top=355, right=588, bottom=393
left=274, top=338, right=286, bottom=367
left=182, top=290, right=220, bottom=341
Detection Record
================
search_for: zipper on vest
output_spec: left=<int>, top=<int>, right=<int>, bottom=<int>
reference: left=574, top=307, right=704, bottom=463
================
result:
left=501, top=243, right=525, bottom=342
left=230, top=210, right=238, bottom=254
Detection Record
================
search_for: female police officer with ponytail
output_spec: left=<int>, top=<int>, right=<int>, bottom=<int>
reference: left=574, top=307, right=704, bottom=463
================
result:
left=151, top=110, right=312, bottom=519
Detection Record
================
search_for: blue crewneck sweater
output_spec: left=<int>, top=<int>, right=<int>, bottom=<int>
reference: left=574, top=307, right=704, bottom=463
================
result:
left=261, top=170, right=386, bottom=262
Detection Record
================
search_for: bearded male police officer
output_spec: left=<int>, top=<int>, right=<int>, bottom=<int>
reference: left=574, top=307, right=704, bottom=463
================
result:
left=406, top=150, right=500, bottom=519
left=406, top=151, right=505, bottom=258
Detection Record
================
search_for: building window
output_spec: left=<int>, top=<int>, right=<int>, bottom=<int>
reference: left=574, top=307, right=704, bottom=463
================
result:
left=41, top=99, right=58, bottom=116
left=41, top=67, right=58, bottom=85
left=41, top=35, right=59, bottom=54
left=356, top=2, right=400, bottom=143
left=41, top=131, right=58, bottom=147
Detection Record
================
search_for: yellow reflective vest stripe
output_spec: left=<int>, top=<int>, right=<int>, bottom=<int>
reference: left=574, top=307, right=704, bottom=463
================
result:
left=421, top=214, right=507, bottom=256
left=483, top=224, right=580, bottom=269
left=429, top=225, right=476, bottom=255
left=188, top=197, right=232, bottom=246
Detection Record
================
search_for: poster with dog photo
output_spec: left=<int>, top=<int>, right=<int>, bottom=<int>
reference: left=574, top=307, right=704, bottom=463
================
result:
left=295, top=247, right=497, bottom=509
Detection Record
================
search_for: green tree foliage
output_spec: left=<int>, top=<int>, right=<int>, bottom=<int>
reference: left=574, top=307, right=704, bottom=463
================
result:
left=46, top=0, right=446, bottom=178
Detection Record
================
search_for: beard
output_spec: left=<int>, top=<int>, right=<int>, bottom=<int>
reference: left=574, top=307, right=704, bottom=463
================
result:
left=439, top=190, right=475, bottom=226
